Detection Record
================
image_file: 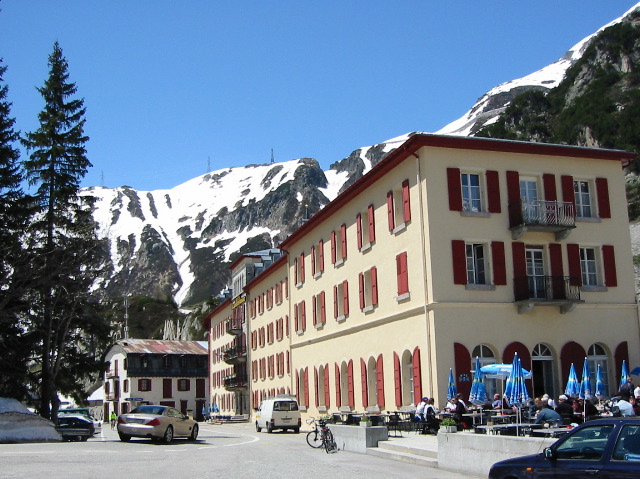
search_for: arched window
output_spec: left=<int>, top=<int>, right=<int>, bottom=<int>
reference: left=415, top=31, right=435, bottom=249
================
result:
left=472, top=344, right=497, bottom=398
left=531, top=343, right=556, bottom=399
left=588, top=343, right=609, bottom=399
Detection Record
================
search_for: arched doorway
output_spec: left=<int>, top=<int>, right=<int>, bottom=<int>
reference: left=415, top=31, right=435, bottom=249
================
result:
left=531, top=343, right=556, bottom=399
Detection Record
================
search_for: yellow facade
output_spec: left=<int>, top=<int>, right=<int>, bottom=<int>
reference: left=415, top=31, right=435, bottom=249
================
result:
left=206, top=134, right=639, bottom=423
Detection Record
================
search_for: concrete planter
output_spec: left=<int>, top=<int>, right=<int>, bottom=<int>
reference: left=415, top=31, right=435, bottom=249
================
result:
left=360, top=421, right=372, bottom=427
left=440, top=425, right=457, bottom=433
left=329, top=424, right=388, bottom=453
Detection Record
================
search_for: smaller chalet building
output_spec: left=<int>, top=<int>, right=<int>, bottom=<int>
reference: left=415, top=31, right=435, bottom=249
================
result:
left=103, top=339, right=209, bottom=420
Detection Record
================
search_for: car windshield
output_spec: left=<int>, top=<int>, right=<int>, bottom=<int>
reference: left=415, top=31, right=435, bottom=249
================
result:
left=131, top=405, right=166, bottom=416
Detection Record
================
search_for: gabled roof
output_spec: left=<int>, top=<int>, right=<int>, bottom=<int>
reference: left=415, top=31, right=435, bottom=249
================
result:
left=279, top=133, right=636, bottom=250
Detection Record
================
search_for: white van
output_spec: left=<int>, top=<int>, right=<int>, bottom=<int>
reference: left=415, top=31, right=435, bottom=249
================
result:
left=255, top=395, right=301, bottom=433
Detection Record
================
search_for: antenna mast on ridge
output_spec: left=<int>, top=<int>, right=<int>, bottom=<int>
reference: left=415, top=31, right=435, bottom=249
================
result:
left=271, top=148, right=275, bottom=164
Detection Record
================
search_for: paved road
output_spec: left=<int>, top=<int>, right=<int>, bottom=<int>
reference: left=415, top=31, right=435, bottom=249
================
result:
left=1, top=422, right=483, bottom=479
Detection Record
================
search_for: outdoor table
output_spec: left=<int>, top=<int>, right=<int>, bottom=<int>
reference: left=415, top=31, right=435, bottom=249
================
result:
left=462, top=412, right=485, bottom=427
left=490, top=413, right=517, bottom=424
left=475, top=423, right=541, bottom=436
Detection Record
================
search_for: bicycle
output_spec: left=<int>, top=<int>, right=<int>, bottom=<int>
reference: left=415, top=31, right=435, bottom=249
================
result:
left=306, top=417, right=337, bottom=453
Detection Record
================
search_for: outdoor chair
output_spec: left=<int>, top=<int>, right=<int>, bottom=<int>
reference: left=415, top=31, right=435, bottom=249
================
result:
left=386, top=413, right=402, bottom=437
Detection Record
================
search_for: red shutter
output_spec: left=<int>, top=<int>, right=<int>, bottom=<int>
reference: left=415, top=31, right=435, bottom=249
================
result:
left=330, top=231, right=337, bottom=264
left=294, top=304, right=299, bottom=331
left=340, top=224, right=347, bottom=259
left=311, top=245, right=316, bottom=276
left=567, top=243, right=582, bottom=286
left=314, top=367, right=319, bottom=408
left=368, top=204, right=376, bottom=242
left=596, top=177, right=611, bottom=219
left=543, top=173, right=557, bottom=201
left=491, top=241, right=507, bottom=286
left=561, top=175, right=576, bottom=209
left=360, top=358, right=368, bottom=408
left=371, top=266, right=378, bottom=305
left=376, top=355, right=385, bottom=408
left=603, top=245, right=618, bottom=287
left=324, top=364, right=330, bottom=407
left=549, top=243, right=566, bottom=299
left=387, top=191, right=395, bottom=231
left=301, top=301, right=306, bottom=330
left=447, top=167, right=462, bottom=211
left=358, top=272, right=365, bottom=309
left=343, top=280, right=349, bottom=316
left=347, top=360, right=355, bottom=408
left=512, top=242, right=527, bottom=300
left=356, top=213, right=363, bottom=250
left=486, top=170, right=501, bottom=213
left=304, top=368, right=309, bottom=407
left=320, top=291, right=326, bottom=324
left=402, top=179, right=411, bottom=222
left=506, top=170, right=521, bottom=227
left=333, top=285, right=338, bottom=318
left=396, top=252, right=408, bottom=295
left=412, top=347, right=422, bottom=405
left=451, top=240, right=467, bottom=285
left=294, top=257, right=298, bottom=284
left=312, top=295, right=317, bottom=326
left=335, top=363, right=341, bottom=407
left=300, top=252, right=305, bottom=282
left=318, top=239, right=324, bottom=272
left=394, top=352, right=402, bottom=407
left=163, top=378, right=172, bottom=398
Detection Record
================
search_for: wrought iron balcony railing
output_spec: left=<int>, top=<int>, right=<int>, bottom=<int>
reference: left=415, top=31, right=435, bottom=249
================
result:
left=222, top=346, right=247, bottom=364
left=513, top=275, right=583, bottom=314
left=509, top=200, right=575, bottom=240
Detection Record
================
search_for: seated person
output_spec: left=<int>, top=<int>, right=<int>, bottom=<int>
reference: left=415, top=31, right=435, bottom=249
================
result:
left=492, top=394, right=503, bottom=409
left=535, top=401, right=563, bottom=427
left=423, top=398, right=440, bottom=434
left=555, top=394, right=575, bottom=423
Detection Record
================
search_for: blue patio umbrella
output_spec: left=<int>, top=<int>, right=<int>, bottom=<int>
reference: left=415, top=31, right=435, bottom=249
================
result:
left=631, top=366, right=640, bottom=376
left=469, top=357, right=488, bottom=406
left=595, top=364, right=605, bottom=399
left=480, top=363, right=532, bottom=380
left=447, top=368, right=457, bottom=400
left=579, top=357, right=593, bottom=401
left=565, top=363, right=580, bottom=398
left=504, top=354, right=530, bottom=407
left=620, top=360, right=631, bottom=391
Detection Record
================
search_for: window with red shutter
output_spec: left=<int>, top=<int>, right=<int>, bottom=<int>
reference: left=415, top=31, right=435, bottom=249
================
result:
left=347, top=360, right=355, bottom=408
left=402, top=179, right=411, bottom=223
left=447, top=168, right=463, bottom=211
left=451, top=240, right=467, bottom=285
left=360, top=358, right=368, bottom=408
left=368, top=204, right=376, bottom=243
left=491, top=241, right=507, bottom=286
left=396, top=252, right=409, bottom=295
left=602, top=245, right=617, bottom=287
left=340, top=224, right=347, bottom=260
left=324, top=364, right=330, bottom=408
left=486, top=170, right=501, bottom=213
left=376, top=355, right=385, bottom=408
left=412, top=347, right=422, bottom=405
left=596, top=177, right=611, bottom=218
left=387, top=191, right=395, bottom=231
left=356, top=213, right=363, bottom=250
left=318, top=239, right=324, bottom=272
left=393, top=352, right=402, bottom=407
left=330, top=231, right=337, bottom=264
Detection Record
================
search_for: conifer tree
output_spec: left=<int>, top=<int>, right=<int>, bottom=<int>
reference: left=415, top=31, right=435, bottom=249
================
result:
left=0, top=59, right=34, bottom=400
left=23, top=42, right=108, bottom=419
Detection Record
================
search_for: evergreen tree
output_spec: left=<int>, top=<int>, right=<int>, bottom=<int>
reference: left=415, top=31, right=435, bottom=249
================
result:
left=23, top=42, right=108, bottom=419
left=0, top=59, right=34, bottom=400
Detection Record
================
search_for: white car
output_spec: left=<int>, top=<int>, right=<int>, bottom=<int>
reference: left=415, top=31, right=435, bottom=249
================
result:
left=117, top=405, right=198, bottom=443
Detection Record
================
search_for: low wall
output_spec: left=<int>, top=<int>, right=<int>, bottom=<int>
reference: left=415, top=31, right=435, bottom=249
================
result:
left=329, top=424, right=388, bottom=454
left=437, top=431, right=557, bottom=476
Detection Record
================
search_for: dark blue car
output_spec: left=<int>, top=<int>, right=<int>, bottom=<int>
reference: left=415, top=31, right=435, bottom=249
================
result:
left=489, top=417, right=640, bottom=478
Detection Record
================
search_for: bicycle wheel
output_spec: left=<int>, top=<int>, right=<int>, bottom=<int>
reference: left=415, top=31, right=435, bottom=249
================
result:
left=306, top=429, right=323, bottom=448
left=323, top=429, right=337, bottom=453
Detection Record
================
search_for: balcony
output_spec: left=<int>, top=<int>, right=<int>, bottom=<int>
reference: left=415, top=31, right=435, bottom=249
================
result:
left=223, top=375, right=248, bottom=390
left=514, top=276, right=583, bottom=314
left=222, top=346, right=247, bottom=365
left=509, top=200, right=575, bottom=240
left=225, top=318, right=244, bottom=336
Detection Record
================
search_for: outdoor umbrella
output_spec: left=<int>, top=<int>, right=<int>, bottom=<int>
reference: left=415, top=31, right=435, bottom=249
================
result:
left=469, top=356, right=488, bottom=406
left=447, top=368, right=457, bottom=400
left=619, top=360, right=631, bottom=391
left=504, top=354, right=531, bottom=435
left=595, top=364, right=605, bottom=401
left=480, top=363, right=532, bottom=379
left=631, top=366, right=640, bottom=376
left=579, top=357, right=593, bottom=401
left=564, top=363, right=580, bottom=398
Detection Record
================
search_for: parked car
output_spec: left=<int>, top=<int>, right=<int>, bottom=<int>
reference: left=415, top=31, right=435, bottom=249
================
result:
left=58, top=408, right=102, bottom=435
left=489, top=417, right=640, bottom=478
left=55, top=415, right=95, bottom=441
left=255, top=395, right=301, bottom=433
left=117, top=405, right=198, bottom=443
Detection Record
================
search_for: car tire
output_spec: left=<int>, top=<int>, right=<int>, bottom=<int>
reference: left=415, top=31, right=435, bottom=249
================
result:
left=118, top=433, right=131, bottom=442
left=81, top=435, right=89, bottom=442
left=189, top=424, right=199, bottom=441
left=267, top=423, right=273, bottom=434
left=163, top=426, right=174, bottom=444
left=255, top=422, right=262, bottom=432
left=293, top=427, right=300, bottom=434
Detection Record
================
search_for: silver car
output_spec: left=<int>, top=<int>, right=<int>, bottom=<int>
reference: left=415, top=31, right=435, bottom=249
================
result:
left=117, top=405, right=198, bottom=443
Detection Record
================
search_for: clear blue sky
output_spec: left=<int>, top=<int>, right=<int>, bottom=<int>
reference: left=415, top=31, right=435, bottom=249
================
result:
left=1, top=1, right=637, bottom=191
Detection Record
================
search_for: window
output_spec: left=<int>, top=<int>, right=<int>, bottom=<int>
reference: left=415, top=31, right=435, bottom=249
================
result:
left=358, top=267, right=378, bottom=311
left=331, top=225, right=348, bottom=265
left=163, top=355, right=171, bottom=369
left=357, top=204, right=376, bottom=251
left=177, top=379, right=190, bottom=391
left=312, top=291, right=326, bottom=328
left=311, top=240, right=324, bottom=277
left=333, top=280, right=349, bottom=321
left=294, top=301, right=306, bottom=333
left=461, top=173, right=482, bottom=212
left=574, top=180, right=593, bottom=218
left=580, top=247, right=598, bottom=286
left=123, top=379, right=129, bottom=393
left=138, top=379, right=152, bottom=392
left=294, top=252, right=305, bottom=286
left=448, top=168, right=500, bottom=215
left=466, top=243, right=487, bottom=285
left=387, top=179, right=411, bottom=232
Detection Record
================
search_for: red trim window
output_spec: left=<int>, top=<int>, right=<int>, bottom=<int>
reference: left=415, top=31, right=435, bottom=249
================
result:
left=177, top=379, right=190, bottom=391
left=358, top=266, right=378, bottom=311
left=396, top=251, right=409, bottom=296
left=387, top=179, right=412, bottom=231
left=333, top=280, right=349, bottom=320
left=357, top=204, right=376, bottom=251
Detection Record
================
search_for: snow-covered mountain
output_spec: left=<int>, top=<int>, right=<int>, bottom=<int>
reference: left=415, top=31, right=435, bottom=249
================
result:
left=86, top=5, right=639, bottom=307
